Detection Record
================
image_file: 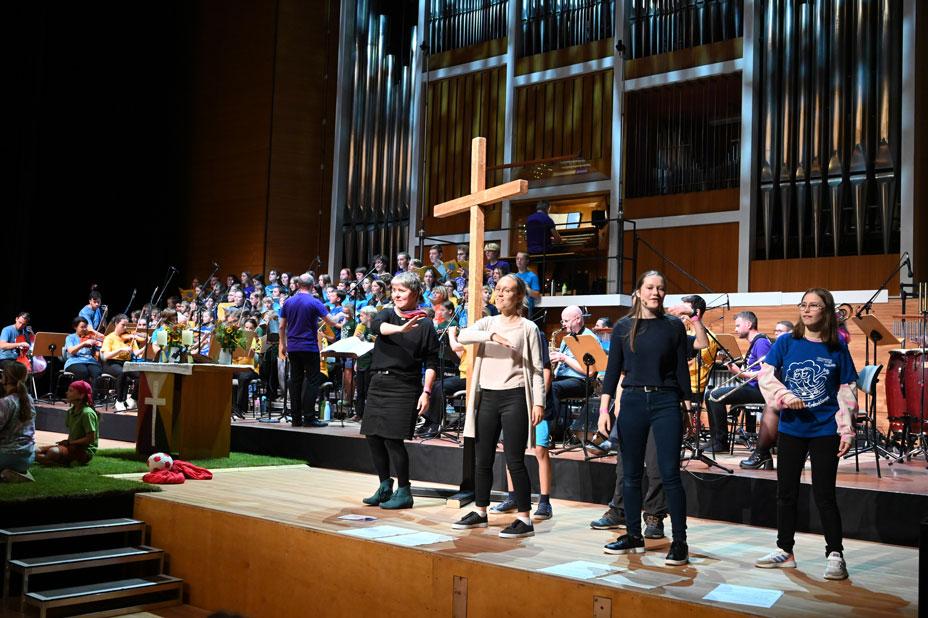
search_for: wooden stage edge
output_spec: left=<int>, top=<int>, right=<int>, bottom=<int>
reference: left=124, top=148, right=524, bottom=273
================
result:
left=133, top=467, right=917, bottom=617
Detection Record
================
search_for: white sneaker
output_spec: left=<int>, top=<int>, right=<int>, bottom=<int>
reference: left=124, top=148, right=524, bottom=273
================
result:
left=824, top=551, right=848, bottom=580
left=755, top=548, right=797, bottom=569
left=125, top=396, right=137, bottom=409
left=114, top=401, right=127, bottom=412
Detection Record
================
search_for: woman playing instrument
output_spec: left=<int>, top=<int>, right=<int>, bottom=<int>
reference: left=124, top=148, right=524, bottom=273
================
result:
left=452, top=274, right=545, bottom=538
left=598, top=270, right=692, bottom=565
left=65, top=317, right=103, bottom=386
left=101, top=314, right=137, bottom=411
left=360, top=272, right=440, bottom=510
left=754, top=288, right=857, bottom=580
left=0, top=362, right=36, bottom=482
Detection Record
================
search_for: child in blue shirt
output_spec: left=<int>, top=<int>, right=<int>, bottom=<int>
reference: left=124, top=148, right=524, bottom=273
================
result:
left=755, top=288, right=858, bottom=581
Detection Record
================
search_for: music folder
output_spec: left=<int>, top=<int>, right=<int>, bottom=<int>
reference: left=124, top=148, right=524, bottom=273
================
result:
left=562, top=333, right=608, bottom=374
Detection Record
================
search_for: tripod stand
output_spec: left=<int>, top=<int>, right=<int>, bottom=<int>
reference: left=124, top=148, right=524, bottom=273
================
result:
left=680, top=350, right=733, bottom=473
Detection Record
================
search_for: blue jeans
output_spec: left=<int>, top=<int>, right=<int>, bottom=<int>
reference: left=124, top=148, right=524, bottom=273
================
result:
left=617, top=388, right=687, bottom=542
left=0, top=450, right=34, bottom=474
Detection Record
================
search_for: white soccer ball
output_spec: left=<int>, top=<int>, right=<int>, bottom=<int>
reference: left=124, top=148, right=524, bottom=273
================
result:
left=147, top=452, right=174, bottom=472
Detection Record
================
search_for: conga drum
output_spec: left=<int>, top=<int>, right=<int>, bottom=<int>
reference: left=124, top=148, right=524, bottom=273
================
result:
left=903, top=349, right=928, bottom=434
left=885, top=349, right=908, bottom=433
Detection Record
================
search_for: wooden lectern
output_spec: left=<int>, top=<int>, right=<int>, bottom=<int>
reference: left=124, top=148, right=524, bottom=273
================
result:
left=125, top=362, right=240, bottom=459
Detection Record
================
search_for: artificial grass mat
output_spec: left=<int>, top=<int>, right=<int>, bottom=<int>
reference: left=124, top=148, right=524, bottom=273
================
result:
left=0, top=449, right=306, bottom=503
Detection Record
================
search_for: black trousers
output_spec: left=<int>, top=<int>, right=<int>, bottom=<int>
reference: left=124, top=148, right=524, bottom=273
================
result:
left=102, top=361, right=130, bottom=402
left=475, top=387, right=531, bottom=512
left=354, top=369, right=372, bottom=418
left=234, top=369, right=260, bottom=412
left=424, top=375, right=466, bottom=426
left=549, top=375, right=588, bottom=425
left=288, top=351, right=323, bottom=422
left=67, top=363, right=102, bottom=389
left=776, top=432, right=844, bottom=556
left=261, top=342, right=279, bottom=398
left=705, top=384, right=764, bottom=445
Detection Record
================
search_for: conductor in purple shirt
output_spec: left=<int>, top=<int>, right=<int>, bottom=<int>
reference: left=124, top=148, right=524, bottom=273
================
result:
left=278, top=273, right=340, bottom=428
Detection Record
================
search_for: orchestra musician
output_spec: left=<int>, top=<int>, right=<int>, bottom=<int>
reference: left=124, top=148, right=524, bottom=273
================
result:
left=416, top=300, right=464, bottom=439
left=350, top=306, right=378, bottom=422
left=741, top=320, right=794, bottom=469
left=79, top=291, right=106, bottom=339
left=100, top=314, right=137, bottom=411
left=548, top=306, right=596, bottom=430
left=598, top=271, right=693, bottom=566
left=360, top=272, right=439, bottom=510
left=64, top=317, right=103, bottom=386
left=703, top=311, right=773, bottom=454
left=233, top=318, right=262, bottom=416
left=0, top=313, right=32, bottom=363
left=754, top=288, right=857, bottom=580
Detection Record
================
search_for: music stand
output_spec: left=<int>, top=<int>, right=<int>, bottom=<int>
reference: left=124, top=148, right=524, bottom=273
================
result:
left=321, top=336, right=374, bottom=425
left=712, top=334, right=746, bottom=362
left=552, top=334, right=609, bottom=460
left=33, top=332, right=69, bottom=402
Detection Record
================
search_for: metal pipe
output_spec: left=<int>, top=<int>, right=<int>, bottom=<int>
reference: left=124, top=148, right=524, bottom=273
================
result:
left=849, top=0, right=868, bottom=174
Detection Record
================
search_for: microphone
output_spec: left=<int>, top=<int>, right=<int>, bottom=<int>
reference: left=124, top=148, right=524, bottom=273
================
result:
left=903, top=251, right=913, bottom=279
left=169, top=266, right=178, bottom=273
left=725, top=294, right=731, bottom=311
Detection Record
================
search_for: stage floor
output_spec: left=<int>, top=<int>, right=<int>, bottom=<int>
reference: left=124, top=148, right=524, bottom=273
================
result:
left=133, top=466, right=917, bottom=617
left=233, top=416, right=928, bottom=495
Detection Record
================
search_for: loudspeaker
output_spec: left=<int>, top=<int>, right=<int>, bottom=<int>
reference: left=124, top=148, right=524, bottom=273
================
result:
left=592, top=209, right=607, bottom=229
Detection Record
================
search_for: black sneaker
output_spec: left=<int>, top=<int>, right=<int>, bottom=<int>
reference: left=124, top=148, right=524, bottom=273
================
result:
left=452, top=511, right=489, bottom=529
left=664, top=540, right=689, bottom=565
left=499, top=519, right=535, bottom=538
left=603, top=534, right=645, bottom=555
left=590, top=508, right=626, bottom=530
left=643, top=513, right=665, bottom=539
left=305, top=418, right=329, bottom=428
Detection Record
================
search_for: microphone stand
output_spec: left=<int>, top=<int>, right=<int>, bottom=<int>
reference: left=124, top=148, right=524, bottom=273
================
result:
left=195, top=262, right=221, bottom=359
left=681, top=346, right=733, bottom=473
left=346, top=265, right=379, bottom=307
left=139, top=285, right=160, bottom=365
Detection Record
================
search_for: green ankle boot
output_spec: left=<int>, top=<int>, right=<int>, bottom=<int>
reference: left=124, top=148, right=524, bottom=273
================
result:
left=379, top=485, right=413, bottom=510
left=362, top=479, right=394, bottom=506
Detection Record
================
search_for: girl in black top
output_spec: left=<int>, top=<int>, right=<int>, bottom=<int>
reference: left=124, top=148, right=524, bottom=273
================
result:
left=597, top=270, right=692, bottom=565
left=360, top=272, right=439, bottom=510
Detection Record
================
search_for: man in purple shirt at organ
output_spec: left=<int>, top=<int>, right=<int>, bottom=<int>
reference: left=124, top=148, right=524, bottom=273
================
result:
left=525, top=200, right=562, bottom=255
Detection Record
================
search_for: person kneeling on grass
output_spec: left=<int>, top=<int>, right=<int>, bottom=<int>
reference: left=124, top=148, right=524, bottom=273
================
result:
left=36, top=380, right=98, bottom=466
left=0, top=361, right=37, bottom=482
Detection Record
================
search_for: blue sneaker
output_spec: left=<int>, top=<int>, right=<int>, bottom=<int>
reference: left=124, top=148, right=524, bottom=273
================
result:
left=489, top=498, right=518, bottom=514
left=532, top=502, right=553, bottom=521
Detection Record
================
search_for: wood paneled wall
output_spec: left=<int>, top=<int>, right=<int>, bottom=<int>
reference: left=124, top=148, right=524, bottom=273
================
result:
left=423, top=67, right=507, bottom=236
left=624, top=223, right=739, bottom=294
left=513, top=69, right=613, bottom=178
left=183, top=0, right=336, bottom=279
left=750, top=255, right=902, bottom=295
left=623, top=188, right=739, bottom=219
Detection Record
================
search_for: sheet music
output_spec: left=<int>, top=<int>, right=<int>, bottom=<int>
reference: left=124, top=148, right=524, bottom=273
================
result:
left=321, top=337, right=374, bottom=358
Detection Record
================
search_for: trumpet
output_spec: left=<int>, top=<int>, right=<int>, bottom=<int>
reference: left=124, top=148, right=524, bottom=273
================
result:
left=708, top=355, right=767, bottom=402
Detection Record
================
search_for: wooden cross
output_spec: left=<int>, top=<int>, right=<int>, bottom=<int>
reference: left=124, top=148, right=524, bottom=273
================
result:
left=433, top=137, right=528, bottom=373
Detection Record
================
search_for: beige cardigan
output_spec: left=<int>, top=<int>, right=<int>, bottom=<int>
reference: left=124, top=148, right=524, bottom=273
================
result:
left=458, top=315, right=545, bottom=449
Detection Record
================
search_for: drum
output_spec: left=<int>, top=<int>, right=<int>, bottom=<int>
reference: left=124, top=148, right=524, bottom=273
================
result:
left=885, top=348, right=928, bottom=434
left=885, top=349, right=908, bottom=432
left=903, top=348, right=928, bottom=434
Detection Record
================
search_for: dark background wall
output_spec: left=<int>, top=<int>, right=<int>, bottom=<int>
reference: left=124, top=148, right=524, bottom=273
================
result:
left=4, top=0, right=338, bottom=335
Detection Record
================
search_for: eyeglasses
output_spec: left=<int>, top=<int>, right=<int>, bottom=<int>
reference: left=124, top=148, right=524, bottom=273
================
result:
left=797, top=302, right=825, bottom=311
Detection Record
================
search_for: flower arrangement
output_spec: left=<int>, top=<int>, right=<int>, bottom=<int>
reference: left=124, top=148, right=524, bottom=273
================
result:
left=214, top=323, right=246, bottom=352
left=166, top=324, right=185, bottom=349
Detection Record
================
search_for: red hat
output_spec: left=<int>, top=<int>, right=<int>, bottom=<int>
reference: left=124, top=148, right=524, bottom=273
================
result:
left=69, top=380, right=93, bottom=406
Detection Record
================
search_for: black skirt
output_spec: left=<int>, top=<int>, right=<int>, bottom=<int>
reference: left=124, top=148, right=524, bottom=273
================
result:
left=360, top=372, right=422, bottom=440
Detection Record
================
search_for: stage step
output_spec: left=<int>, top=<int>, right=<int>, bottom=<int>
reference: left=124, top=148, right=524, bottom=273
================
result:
left=1, top=518, right=147, bottom=598
left=24, top=574, right=183, bottom=618
left=0, top=518, right=146, bottom=543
